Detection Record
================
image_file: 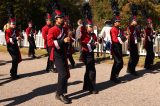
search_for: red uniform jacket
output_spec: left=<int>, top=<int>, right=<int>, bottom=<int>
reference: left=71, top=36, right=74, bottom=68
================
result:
left=128, top=26, right=140, bottom=45
left=110, top=26, right=127, bottom=54
left=5, top=28, right=22, bottom=63
left=144, top=27, right=154, bottom=49
left=47, top=25, right=68, bottom=60
left=110, top=26, right=120, bottom=43
left=47, top=25, right=70, bottom=78
left=80, top=28, right=97, bottom=53
left=41, top=25, right=51, bottom=48
left=25, top=27, right=36, bottom=38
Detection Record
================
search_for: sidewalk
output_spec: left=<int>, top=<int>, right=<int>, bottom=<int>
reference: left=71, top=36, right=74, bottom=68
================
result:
left=0, top=52, right=160, bottom=106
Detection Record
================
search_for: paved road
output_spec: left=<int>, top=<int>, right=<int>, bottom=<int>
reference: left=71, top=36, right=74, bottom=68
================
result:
left=0, top=52, right=160, bottom=106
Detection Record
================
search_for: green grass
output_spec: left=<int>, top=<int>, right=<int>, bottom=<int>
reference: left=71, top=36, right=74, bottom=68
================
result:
left=0, top=45, right=47, bottom=56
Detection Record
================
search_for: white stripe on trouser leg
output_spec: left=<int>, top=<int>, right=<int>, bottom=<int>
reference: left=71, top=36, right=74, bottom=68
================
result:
left=54, top=40, right=60, bottom=49
left=9, top=38, right=14, bottom=44
left=118, top=37, right=124, bottom=44
left=87, top=44, right=92, bottom=52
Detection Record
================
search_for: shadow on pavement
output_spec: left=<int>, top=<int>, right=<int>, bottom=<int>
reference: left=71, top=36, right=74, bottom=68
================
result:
left=0, top=80, right=82, bottom=106
left=0, top=70, right=47, bottom=86
left=1, top=57, right=160, bottom=104
left=97, top=62, right=160, bottom=92
left=0, top=83, right=57, bottom=106
left=67, top=62, right=160, bottom=100
left=0, top=53, right=48, bottom=66
left=69, top=62, right=84, bottom=69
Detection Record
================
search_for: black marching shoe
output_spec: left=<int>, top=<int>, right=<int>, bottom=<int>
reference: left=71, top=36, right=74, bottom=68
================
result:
left=144, top=65, right=152, bottom=70
left=45, top=68, right=57, bottom=73
left=45, top=68, right=50, bottom=72
left=110, top=78, right=121, bottom=83
left=32, top=55, right=37, bottom=58
left=89, top=90, right=99, bottom=94
left=50, top=68, right=57, bottom=73
left=127, top=71, right=138, bottom=76
left=11, top=75, right=20, bottom=80
left=55, top=94, right=71, bottom=104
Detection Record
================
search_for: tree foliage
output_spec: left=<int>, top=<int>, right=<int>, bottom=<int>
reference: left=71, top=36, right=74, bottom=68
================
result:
left=0, top=0, right=82, bottom=30
left=0, top=0, right=160, bottom=30
left=90, top=0, right=160, bottom=29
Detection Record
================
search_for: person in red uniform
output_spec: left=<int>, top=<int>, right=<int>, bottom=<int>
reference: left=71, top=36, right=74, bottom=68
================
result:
left=47, top=9, right=71, bottom=104
left=110, top=16, right=127, bottom=83
left=42, top=13, right=56, bottom=72
left=144, top=18, right=155, bottom=69
left=42, top=13, right=52, bottom=50
left=127, top=16, right=140, bottom=76
left=80, top=19, right=99, bottom=94
left=5, top=17, right=22, bottom=79
left=25, top=20, right=37, bottom=58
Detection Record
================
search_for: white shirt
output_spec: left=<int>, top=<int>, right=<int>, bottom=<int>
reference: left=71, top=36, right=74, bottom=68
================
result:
left=100, top=25, right=112, bottom=42
left=76, top=24, right=83, bottom=40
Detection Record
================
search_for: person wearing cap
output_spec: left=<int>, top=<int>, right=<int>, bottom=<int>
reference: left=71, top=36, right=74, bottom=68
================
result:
left=5, top=18, right=22, bottom=79
left=80, top=19, right=99, bottom=94
left=42, top=14, right=53, bottom=50
left=110, top=16, right=127, bottom=83
left=25, top=21, right=37, bottom=58
left=99, top=19, right=112, bottom=59
left=42, top=13, right=56, bottom=73
left=144, top=18, right=155, bottom=69
left=47, top=9, right=71, bottom=104
left=126, top=16, right=140, bottom=76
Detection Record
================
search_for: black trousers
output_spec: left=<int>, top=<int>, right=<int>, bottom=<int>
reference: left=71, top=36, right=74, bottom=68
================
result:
left=78, top=41, right=83, bottom=61
left=127, top=44, right=139, bottom=72
left=28, top=37, right=36, bottom=56
left=145, top=42, right=155, bottom=67
left=110, top=43, right=123, bottom=79
left=83, top=52, right=96, bottom=91
left=67, top=53, right=75, bottom=67
left=7, top=44, right=19, bottom=77
left=46, top=47, right=54, bottom=70
left=54, top=52, right=69, bottom=95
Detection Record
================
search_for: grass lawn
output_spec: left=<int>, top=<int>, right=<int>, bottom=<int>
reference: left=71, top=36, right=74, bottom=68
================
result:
left=0, top=45, right=47, bottom=56
left=1, top=45, right=160, bottom=67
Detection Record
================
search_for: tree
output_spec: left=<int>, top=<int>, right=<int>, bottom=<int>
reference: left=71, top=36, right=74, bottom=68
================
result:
left=0, top=0, right=82, bottom=30
left=0, top=0, right=160, bottom=30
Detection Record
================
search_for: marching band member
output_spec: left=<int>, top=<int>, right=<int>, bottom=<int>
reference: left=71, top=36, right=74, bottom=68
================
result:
left=144, top=18, right=155, bottom=69
left=5, top=17, right=22, bottom=79
left=25, top=20, right=37, bottom=58
left=47, top=7, right=71, bottom=104
left=127, top=16, right=140, bottom=76
left=80, top=19, right=99, bottom=93
left=42, top=13, right=56, bottom=72
left=110, top=16, right=127, bottom=83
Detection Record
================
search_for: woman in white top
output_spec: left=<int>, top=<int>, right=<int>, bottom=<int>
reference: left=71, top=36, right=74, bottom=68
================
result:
left=99, top=20, right=112, bottom=59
